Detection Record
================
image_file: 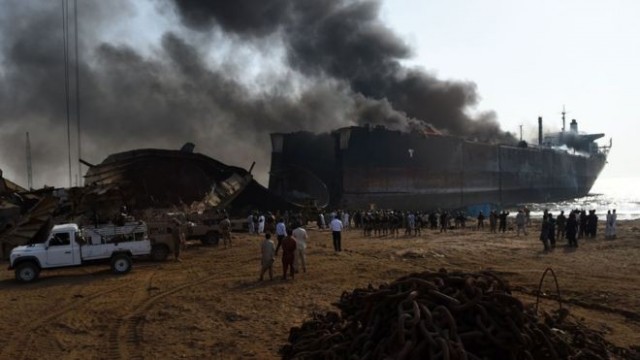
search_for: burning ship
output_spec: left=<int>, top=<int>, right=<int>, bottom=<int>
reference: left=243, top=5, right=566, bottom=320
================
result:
left=269, top=115, right=610, bottom=210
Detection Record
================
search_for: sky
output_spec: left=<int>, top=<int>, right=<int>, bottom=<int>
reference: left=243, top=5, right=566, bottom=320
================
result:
left=381, top=0, right=639, bottom=179
left=0, top=0, right=637, bottom=189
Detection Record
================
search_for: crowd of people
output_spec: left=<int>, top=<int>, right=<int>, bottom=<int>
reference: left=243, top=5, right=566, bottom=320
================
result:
left=536, top=208, right=618, bottom=251
left=233, top=206, right=620, bottom=280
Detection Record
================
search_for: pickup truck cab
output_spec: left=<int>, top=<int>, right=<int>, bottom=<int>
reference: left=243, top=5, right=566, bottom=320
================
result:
left=9, top=222, right=150, bottom=283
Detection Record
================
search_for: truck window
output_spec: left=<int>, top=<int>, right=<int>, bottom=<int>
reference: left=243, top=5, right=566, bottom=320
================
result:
left=134, top=232, right=145, bottom=241
left=50, top=233, right=71, bottom=246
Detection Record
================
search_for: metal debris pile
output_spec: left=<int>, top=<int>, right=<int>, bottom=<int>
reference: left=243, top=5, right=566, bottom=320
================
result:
left=282, top=270, right=636, bottom=360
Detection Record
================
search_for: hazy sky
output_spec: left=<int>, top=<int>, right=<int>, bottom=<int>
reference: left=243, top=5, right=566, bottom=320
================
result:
left=382, top=0, right=638, bottom=179
left=0, top=0, right=636, bottom=189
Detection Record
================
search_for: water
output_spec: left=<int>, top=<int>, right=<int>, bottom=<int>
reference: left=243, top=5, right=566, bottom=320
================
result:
left=524, top=177, right=640, bottom=220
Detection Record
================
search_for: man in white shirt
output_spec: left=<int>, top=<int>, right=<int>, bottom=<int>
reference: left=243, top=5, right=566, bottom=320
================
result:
left=292, top=223, right=308, bottom=273
left=330, top=214, right=343, bottom=252
left=275, top=218, right=287, bottom=255
left=259, top=233, right=275, bottom=281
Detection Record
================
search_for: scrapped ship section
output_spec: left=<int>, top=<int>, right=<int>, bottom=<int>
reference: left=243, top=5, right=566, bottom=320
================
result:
left=269, top=120, right=608, bottom=210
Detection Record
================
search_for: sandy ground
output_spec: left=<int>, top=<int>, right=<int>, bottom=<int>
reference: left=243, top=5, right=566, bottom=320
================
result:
left=0, top=219, right=639, bottom=359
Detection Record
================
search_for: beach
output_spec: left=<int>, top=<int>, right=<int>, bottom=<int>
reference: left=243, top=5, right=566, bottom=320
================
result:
left=0, top=219, right=638, bottom=359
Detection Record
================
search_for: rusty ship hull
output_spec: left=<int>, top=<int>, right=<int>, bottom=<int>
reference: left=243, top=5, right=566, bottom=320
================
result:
left=268, top=126, right=607, bottom=210
left=82, top=146, right=292, bottom=215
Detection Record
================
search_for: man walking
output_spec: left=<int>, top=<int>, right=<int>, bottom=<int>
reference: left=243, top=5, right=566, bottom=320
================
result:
left=259, top=233, right=275, bottom=281
left=281, top=234, right=297, bottom=280
left=292, top=223, right=308, bottom=273
left=330, top=213, right=343, bottom=252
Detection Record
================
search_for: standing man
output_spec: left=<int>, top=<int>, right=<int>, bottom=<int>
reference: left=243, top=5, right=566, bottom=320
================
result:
left=219, top=216, right=232, bottom=249
left=489, top=211, right=498, bottom=233
left=515, top=209, right=526, bottom=236
left=275, top=218, right=287, bottom=255
left=247, top=213, right=255, bottom=235
left=258, top=213, right=265, bottom=234
left=292, top=223, right=308, bottom=273
left=566, top=212, right=578, bottom=247
left=171, top=220, right=184, bottom=262
left=253, top=212, right=260, bottom=235
left=439, top=211, right=448, bottom=233
left=610, top=209, right=617, bottom=239
left=281, top=234, right=297, bottom=280
left=556, top=211, right=567, bottom=240
left=477, top=211, right=485, bottom=230
left=259, top=233, right=275, bottom=281
left=264, top=212, right=276, bottom=235
left=498, top=211, right=510, bottom=233
left=330, top=213, right=343, bottom=252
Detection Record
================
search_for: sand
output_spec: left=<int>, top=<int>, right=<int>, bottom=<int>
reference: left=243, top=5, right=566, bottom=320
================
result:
left=0, top=219, right=638, bottom=359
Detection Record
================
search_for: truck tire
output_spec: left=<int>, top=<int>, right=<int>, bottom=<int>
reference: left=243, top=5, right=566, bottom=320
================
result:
left=150, top=244, right=169, bottom=262
left=111, top=254, right=132, bottom=274
left=201, top=231, right=219, bottom=246
left=15, top=262, right=40, bottom=283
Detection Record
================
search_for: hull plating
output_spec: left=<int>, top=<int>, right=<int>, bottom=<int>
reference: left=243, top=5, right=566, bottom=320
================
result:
left=269, top=127, right=607, bottom=209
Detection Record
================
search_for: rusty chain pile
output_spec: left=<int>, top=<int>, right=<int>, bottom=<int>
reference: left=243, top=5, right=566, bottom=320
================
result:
left=281, top=269, right=636, bottom=360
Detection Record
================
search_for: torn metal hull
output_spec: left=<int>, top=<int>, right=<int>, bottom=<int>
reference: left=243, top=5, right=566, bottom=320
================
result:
left=82, top=147, right=292, bottom=215
left=269, top=126, right=607, bottom=209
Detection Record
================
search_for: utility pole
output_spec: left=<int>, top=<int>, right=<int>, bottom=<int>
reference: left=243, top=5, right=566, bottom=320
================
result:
left=74, top=0, right=82, bottom=186
left=26, top=132, right=33, bottom=190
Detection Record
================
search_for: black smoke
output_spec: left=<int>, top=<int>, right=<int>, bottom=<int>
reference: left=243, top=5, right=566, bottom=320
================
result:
left=173, top=0, right=514, bottom=141
left=0, top=0, right=514, bottom=189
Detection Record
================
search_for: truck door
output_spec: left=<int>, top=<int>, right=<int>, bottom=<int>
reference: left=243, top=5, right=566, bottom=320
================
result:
left=46, top=231, right=75, bottom=266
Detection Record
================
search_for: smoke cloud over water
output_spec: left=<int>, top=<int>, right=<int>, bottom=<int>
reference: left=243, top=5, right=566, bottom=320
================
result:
left=0, top=0, right=514, bottom=189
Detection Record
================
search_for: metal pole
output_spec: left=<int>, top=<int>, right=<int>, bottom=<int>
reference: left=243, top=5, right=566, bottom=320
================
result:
left=74, top=0, right=82, bottom=185
left=62, top=0, right=72, bottom=187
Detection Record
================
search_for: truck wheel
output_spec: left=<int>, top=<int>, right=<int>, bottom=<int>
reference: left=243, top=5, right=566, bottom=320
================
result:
left=150, top=244, right=169, bottom=262
left=111, top=254, right=132, bottom=274
left=202, top=231, right=219, bottom=246
left=15, top=262, right=40, bottom=283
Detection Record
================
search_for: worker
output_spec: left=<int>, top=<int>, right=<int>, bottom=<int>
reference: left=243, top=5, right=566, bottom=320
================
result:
left=219, top=216, right=232, bottom=249
left=281, top=234, right=297, bottom=280
left=515, top=209, right=526, bottom=236
left=566, top=212, right=578, bottom=247
left=498, top=211, right=509, bottom=233
left=292, top=222, right=308, bottom=273
left=477, top=211, right=485, bottom=230
left=275, top=218, right=287, bottom=255
left=247, top=213, right=255, bottom=234
left=330, top=213, right=343, bottom=252
left=259, top=233, right=275, bottom=281
left=556, top=211, right=566, bottom=240
left=170, top=220, right=183, bottom=262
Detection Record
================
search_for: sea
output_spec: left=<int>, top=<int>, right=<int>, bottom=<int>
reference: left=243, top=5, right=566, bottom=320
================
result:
left=523, top=177, right=640, bottom=220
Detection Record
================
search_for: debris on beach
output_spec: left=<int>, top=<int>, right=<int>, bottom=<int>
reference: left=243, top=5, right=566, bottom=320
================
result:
left=281, top=269, right=637, bottom=359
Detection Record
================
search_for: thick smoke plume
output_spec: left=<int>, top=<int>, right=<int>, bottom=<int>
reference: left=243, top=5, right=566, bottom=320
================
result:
left=0, top=0, right=514, bottom=189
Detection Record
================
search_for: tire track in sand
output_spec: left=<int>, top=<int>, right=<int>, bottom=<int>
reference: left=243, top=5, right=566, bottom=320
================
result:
left=105, top=244, right=251, bottom=359
left=1, top=281, right=132, bottom=360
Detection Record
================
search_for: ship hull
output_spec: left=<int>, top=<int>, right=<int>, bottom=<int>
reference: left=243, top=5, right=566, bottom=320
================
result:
left=269, top=126, right=607, bottom=209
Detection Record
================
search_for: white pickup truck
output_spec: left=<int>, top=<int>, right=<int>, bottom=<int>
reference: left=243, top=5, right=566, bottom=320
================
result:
left=8, top=222, right=151, bottom=283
